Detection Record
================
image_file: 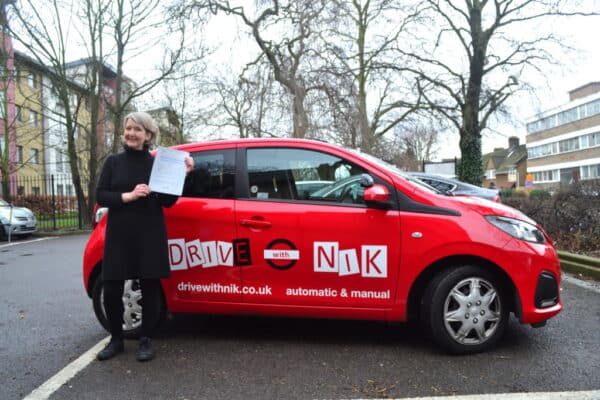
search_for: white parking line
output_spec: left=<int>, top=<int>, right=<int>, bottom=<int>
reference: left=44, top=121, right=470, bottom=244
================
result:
left=391, top=391, right=600, bottom=400
left=21, top=336, right=109, bottom=400
left=0, top=237, right=56, bottom=248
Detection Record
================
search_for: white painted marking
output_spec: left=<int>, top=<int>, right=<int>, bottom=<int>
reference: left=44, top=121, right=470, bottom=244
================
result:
left=392, top=391, right=600, bottom=400
left=22, top=336, right=110, bottom=400
left=0, top=237, right=56, bottom=248
left=562, top=273, right=600, bottom=295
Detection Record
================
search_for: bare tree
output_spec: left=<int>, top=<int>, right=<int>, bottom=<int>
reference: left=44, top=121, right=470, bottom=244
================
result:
left=317, top=0, right=422, bottom=152
left=5, top=0, right=101, bottom=223
left=0, top=2, right=17, bottom=200
left=106, top=0, right=187, bottom=154
left=401, top=0, right=600, bottom=184
left=149, top=15, right=211, bottom=144
left=202, top=59, right=285, bottom=139
left=188, top=0, right=324, bottom=138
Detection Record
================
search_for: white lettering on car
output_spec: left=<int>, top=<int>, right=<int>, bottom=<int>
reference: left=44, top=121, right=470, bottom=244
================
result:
left=168, top=239, right=236, bottom=270
left=168, top=239, right=187, bottom=271
left=177, top=281, right=272, bottom=296
left=313, top=242, right=387, bottom=278
left=264, top=249, right=300, bottom=260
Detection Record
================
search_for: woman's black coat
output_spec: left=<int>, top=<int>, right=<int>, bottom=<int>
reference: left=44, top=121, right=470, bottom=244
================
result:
left=96, top=147, right=178, bottom=281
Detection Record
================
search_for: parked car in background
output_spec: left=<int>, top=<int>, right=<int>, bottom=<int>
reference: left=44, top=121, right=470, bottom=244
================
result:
left=408, top=172, right=501, bottom=203
left=0, top=199, right=38, bottom=240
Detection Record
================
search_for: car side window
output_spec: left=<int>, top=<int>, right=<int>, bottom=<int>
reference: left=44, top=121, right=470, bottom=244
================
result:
left=422, top=178, right=454, bottom=193
left=245, top=147, right=367, bottom=204
left=182, top=149, right=235, bottom=199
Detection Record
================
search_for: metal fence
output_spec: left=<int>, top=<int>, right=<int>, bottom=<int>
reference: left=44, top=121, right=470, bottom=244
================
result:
left=3, top=174, right=90, bottom=231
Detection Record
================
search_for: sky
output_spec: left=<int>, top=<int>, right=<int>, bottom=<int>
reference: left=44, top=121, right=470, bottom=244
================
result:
left=189, top=6, right=600, bottom=161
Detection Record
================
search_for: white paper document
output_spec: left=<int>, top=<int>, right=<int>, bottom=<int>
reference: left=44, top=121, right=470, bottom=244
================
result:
left=149, top=146, right=189, bottom=196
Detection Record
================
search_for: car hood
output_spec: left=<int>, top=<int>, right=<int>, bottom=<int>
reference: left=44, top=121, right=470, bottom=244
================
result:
left=0, top=206, right=34, bottom=218
left=450, top=195, right=537, bottom=225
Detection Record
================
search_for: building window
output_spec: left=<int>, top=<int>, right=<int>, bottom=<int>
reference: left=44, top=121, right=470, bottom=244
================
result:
left=29, top=110, right=38, bottom=127
left=57, top=184, right=64, bottom=196
left=17, top=186, right=24, bottom=195
left=0, top=91, right=5, bottom=119
left=27, top=72, right=37, bottom=89
left=16, top=145, right=23, bottom=162
left=533, top=170, right=559, bottom=183
left=581, top=164, right=600, bottom=180
left=32, top=186, right=40, bottom=195
left=16, top=105, right=25, bottom=123
left=485, top=169, right=496, bottom=179
left=527, top=98, right=600, bottom=134
left=30, top=148, right=39, bottom=164
left=558, top=137, right=579, bottom=153
left=508, top=167, right=517, bottom=183
left=590, top=132, right=600, bottom=147
left=56, top=150, right=63, bottom=172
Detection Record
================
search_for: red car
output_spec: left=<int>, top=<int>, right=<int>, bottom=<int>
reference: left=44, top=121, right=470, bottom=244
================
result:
left=83, top=138, right=562, bottom=354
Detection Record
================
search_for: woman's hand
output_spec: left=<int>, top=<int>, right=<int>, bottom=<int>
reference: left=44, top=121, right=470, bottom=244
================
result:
left=122, top=184, right=151, bottom=203
left=184, top=156, right=194, bottom=174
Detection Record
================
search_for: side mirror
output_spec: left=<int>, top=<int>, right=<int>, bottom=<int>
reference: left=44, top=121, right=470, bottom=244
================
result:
left=364, top=184, right=390, bottom=209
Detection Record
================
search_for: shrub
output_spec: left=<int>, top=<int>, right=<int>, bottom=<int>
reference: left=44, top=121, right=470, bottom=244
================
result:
left=529, top=189, right=551, bottom=201
left=12, top=194, right=81, bottom=217
left=505, top=182, right=600, bottom=256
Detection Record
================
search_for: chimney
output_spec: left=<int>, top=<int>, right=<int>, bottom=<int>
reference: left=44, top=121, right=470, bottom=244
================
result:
left=508, top=136, right=519, bottom=149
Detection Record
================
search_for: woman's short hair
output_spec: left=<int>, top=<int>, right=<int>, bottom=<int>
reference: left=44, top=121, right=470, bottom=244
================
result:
left=124, top=111, right=159, bottom=144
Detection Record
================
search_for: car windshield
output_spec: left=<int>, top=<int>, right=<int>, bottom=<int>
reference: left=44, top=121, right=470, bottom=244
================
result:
left=345, top=148, right=442, bottom=194
left=0, top=199, right=9, bottom=206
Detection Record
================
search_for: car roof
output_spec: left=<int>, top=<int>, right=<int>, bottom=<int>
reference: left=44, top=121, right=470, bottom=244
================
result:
left=173, top=137, right=340, bottom=152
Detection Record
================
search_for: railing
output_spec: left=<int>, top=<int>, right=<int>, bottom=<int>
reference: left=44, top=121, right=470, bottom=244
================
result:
left=558, top=250, right=600, bottom=280
left=2, top=174, right=90, bottom=232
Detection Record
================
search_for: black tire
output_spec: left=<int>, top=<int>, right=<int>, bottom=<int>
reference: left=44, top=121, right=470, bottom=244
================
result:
left=421, top=265, right=509, bottom=354
left=91, top=278, right=165, bottom=339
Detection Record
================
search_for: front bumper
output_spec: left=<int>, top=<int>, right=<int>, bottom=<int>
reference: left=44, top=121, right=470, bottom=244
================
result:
left=2, top=222, right=38, bottom=236
left=502, top=238, right=563, bottom=325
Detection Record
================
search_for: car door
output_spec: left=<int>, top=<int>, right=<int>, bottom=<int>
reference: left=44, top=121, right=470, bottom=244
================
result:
left=236, top=144, right=401, bottom=309
left=162, top=147, right=243, bottom=303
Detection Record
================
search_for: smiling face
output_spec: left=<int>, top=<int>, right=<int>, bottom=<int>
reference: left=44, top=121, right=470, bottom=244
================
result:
left=123, top=118, right=151, bottom=150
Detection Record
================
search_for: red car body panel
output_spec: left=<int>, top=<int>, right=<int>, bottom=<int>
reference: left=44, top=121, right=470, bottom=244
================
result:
left=83, top=138, right=562, bottom=327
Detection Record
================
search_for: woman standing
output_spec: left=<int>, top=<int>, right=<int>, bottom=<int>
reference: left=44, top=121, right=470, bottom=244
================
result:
left=95, top=111, right=192, bottom=362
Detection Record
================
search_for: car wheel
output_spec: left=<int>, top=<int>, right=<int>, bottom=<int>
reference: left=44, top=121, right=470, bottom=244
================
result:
left=91, top=278, right=165, bottom=339
left=421, top=265, right=508, bottom=354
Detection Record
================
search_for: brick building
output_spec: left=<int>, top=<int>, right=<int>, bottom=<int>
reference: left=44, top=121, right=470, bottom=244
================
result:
left=525, top=82, right=600, bottom=189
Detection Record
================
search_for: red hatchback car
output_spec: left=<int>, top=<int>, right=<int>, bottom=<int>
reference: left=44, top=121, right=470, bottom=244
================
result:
left=83, top=138, right=562, bottom=354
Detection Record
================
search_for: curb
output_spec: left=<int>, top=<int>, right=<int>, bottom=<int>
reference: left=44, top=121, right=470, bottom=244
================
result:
left=34, top=229, right=92, bottom=237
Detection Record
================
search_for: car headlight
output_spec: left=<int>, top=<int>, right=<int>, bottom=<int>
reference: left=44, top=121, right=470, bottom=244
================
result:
left=485, top=216, right=545, bottom=244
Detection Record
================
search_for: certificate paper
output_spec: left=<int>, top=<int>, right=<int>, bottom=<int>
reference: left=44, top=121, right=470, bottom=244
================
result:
left=149, top=146, right=189, bottom=196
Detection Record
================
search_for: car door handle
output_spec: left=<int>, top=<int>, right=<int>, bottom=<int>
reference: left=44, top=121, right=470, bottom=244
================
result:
left=240, top=219, right=272, bottom=229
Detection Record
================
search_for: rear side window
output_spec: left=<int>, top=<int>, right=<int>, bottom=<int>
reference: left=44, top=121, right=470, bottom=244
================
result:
left=183, top=149, right=235, bottom=198
left=245, top=147, right=366, bottom=203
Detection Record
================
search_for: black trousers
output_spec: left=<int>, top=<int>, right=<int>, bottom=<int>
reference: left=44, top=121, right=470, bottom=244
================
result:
left=103, top=279, right=162, bottom=339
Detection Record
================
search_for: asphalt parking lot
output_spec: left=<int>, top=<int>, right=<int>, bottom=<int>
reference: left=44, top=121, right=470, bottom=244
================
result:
left=1, top=235, right=599, bottom=400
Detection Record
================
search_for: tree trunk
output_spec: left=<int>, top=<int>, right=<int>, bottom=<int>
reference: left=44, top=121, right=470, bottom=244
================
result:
left=292, top=85, right=308, bottom=138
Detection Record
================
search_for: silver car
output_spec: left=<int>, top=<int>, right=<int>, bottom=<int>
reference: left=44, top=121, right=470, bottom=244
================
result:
left=0, top=199, right=38, bottom=239
left=408, top=172, right=501, bottom=202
